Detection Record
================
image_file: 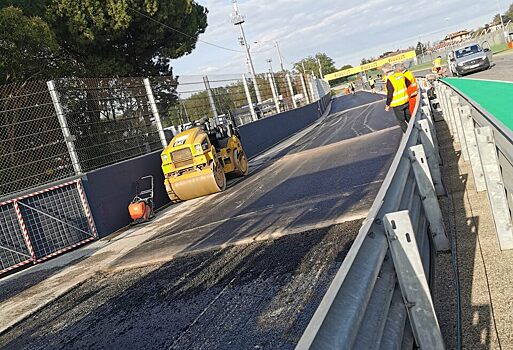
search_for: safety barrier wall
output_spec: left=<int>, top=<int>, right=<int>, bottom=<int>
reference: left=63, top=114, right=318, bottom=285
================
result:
left=240, top=93, right=330, bottom=158
left=297, top=79, right=450, bottom=349
left=435, top=80, right=513, bottom=250
left=82, top=93, right=331, bottom=238
left=81, top=151, right=168, bottom=238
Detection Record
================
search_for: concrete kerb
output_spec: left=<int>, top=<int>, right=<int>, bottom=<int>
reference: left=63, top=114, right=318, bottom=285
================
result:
left=0, top=95, right=336, bottom=336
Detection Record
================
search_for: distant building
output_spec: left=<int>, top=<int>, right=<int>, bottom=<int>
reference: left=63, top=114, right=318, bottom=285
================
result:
left=442, top=30, right=472, bottom=44
left=488, top=23, right=503, bottom=32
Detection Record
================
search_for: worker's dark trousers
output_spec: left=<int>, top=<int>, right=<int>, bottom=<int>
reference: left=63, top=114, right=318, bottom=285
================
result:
left=393, top=103, right=411, bottom=133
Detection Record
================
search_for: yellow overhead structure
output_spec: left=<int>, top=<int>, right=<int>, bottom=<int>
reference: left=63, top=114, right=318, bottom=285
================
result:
left=325, top=50, right=417, bottom=81
left=161, top=123, right=248, bottom=202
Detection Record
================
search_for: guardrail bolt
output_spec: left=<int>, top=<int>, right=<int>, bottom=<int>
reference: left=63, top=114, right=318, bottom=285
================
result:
left=405, top=300, right=416, bottom=309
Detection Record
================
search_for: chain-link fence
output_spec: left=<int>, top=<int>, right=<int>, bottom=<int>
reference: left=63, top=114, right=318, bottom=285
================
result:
left=157, top=73, right=318, bottom=130
left=53, top=77, right=167, bottom=172
left=0, top=82, right=75, bottom=198
left=1, top=73, right=327, bottom=200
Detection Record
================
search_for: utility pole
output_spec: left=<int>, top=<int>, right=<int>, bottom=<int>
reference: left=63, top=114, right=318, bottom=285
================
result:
left=275, top=41, right=285, bottom=71
left=231, top=0, right=262, bottom=104
left=301, top=61, right=306, bottom=74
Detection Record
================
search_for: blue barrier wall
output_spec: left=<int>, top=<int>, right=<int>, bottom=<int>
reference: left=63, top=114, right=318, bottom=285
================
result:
left=82, top=151, right=170, bottom=238
left=83, top=94, right=331, bottom=238
left=239, top=94, right=330, bottom=158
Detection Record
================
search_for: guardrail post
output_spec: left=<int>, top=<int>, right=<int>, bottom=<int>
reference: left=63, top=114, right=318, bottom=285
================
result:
left=286, top=73, right=298, bottom=109
left=475, top=126, right=513, bottom=250
left=459, top=106, right=486, bottom=192
left=443, top=89, right=459, bottom=142
left=383, top=211, right=446, bottom=350
left=420, top=106, right=441, bottom=163
left=300, top=74, right=311, bottom=104
left=417, top=120, right=445, bottom=196
left=203, top=76, right=219, bottom=122
left=440, top=86, right=455, bottom=136
left=268, top=73, right=281, bottom=114
left=143, top=78, right=168, bottom=148
left=450, top=96, right=469, bottom=161
left=409, top=145, right=450, bottom=251
left=242, top=74, right=257, bottom=122
left=47, top=80, right=83, bottom=175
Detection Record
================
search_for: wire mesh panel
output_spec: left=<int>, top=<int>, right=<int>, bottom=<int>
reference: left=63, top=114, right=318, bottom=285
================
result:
left=17, top=181, right=96, bottom=262
left=54, top=77, right=164, bottom=172
left=0, top=202, right=33, bottom=274
left=0, top=82, right=74, bottom=198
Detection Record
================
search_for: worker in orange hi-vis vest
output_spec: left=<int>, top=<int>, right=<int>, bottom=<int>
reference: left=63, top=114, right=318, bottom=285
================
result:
left=397, top=63, right=418, bottom=115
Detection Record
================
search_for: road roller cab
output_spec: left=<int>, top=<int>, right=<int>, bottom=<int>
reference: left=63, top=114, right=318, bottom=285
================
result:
left=161, top=119, right=248, bottom=202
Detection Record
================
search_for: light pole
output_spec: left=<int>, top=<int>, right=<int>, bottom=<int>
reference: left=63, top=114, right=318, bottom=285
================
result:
left=275, top=41, right=285, bottom=71
left=231, top=0, right=262, bottom=104
left=266, top=58, right=273, bottom=73
left=317, top=57, right=323, bottom=79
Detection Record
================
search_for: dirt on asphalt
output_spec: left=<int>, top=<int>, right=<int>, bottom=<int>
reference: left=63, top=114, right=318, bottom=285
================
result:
left=0, top=220, right=362, bottom=350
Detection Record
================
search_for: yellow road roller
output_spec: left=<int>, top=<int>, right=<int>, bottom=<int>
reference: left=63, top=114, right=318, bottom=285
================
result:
left=161, top=118, right=249, bottom=202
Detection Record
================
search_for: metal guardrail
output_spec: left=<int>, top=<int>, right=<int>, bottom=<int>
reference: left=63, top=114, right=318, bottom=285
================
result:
left=296, top=79, right=450, bottom=349
left=435, top=80, right=513, bottom=249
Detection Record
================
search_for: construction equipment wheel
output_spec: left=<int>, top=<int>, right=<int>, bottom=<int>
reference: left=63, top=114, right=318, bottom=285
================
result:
left=171, top=161, right=226, bottom=201
left=233, top=149, right=249, bottom=177
left=213, top=160, right=227, bottom=191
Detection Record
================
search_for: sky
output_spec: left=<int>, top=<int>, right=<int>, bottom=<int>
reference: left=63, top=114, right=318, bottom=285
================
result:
left=170, top=0, right=509, bottom=76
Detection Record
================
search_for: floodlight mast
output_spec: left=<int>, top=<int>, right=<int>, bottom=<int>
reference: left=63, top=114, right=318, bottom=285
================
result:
left=231, top=0, right=262, bottom=104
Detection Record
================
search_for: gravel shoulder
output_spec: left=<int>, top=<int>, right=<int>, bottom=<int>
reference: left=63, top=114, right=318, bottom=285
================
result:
left=435, top=101, right=513, bottom=349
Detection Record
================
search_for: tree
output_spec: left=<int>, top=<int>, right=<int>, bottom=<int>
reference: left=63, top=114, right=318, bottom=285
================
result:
left=506, top=3, right=513, bottom=21
left=415, top=41, right=427, bottom=56
left=0, top=6, right=63, bottom=84
left=46, top=0, right=208, bottom=77
left=340, top=64, right=353, bottom=70
left=0, top=0, right=208, bottom=80
left=492, top=13, right=508, bottom=25
left=293, top=53, right=337, bottom=78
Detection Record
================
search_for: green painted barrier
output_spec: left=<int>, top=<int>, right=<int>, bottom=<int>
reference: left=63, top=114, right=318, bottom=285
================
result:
left=442, top=78, right=513, bottom=131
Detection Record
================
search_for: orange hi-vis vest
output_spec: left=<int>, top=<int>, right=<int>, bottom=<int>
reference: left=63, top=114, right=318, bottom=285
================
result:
left=403, top=69, right=418, bottom=97
left=387, top=72, right=409, bottom=107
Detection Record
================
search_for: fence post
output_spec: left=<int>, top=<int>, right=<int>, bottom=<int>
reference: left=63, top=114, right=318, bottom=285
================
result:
left=203, top=76, right=219, bottom=122
left=383, top=211, right=446, bottom=349
left=286, top=73, right=298, bottom=109
left=47, top=80, right=82, bottom=175
left=409, top=145, right=450, bottom=251
left=268, top=73, right=281, bottom=114
left=308, top=75, right=319, bottom=102
left=242, top=74, right=257, bottom=122
left=459, top=106, right=486, bottom=192
left=300, top=74, right=311, bottom=104
left=475, top=126, right=513, bottom=250
left=450, top=96, right=469, bottom=161
left=143, top=78, right=168, bottom=148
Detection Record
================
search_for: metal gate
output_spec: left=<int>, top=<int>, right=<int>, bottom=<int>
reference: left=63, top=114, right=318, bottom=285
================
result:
left=0, top=179, right=97, bottom=275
